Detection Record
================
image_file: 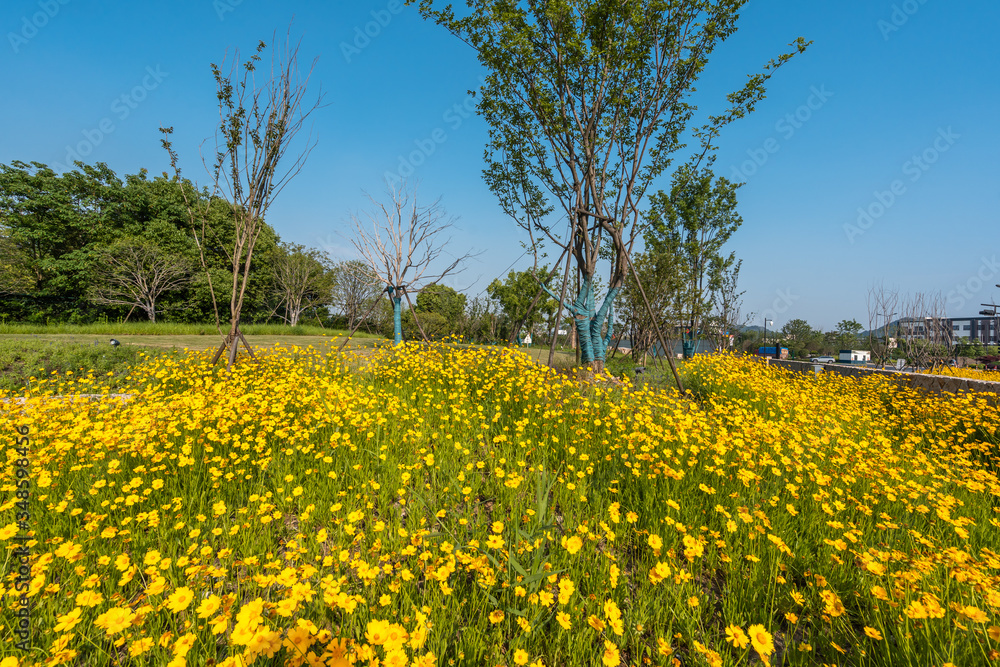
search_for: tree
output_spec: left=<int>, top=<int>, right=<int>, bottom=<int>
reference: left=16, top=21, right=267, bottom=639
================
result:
left=645, top=166, right=742, bottom=351
left=618, top=250, right=686, bottom=363
left=705, top=259, right=748, bottom=353
left=0, top=223, right=33, bottom=296
left=0, top=161, right=125, bottom=321
left=487, top=268, right=558, bottom=342
left=330, top=259, right=383, bottom=331
left=415, top=0, right=808, bottom=371
left=835, top=319, right=863, bottom=351
left=87, top=238, right=191, bottom=322
left=161, top=31, right=322, bottom=367
left=898, top=292, right=951, bottom=370
left=348, top=182, right=477, bottom=345
left=270, top=242, right=335, bottom=326
left=416, top=284, right=467, bottom=321
left=780, top=318, right=820, bottom=359
left=404, top=284, right=469, bottom=339
left=866, top=281, right=899, bottom=367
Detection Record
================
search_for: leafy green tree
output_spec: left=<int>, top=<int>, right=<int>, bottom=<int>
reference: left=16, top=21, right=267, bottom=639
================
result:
left=781, top=318, right=821, bottom=358
left=414, top=0, right=808, bottom=370
left=835, top=319, right=863, bottom=351
left=416, top=284, right=467, bottom=322
left=0, top=161, right=125, bottom=321
left=645, top=166, right=742, bottom=347
left=619, top=250, right=686, bottom=361
left=487, top=268, right=557, bottom=341
left=0, top=223, right=33, bottom=296
left=0, top=160, right=283, bottom=324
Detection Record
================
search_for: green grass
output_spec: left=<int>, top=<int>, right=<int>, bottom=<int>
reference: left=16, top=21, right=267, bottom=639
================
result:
left=0, top=321, right=371, bottom=337
left=0, top=339, right=174, bottom=394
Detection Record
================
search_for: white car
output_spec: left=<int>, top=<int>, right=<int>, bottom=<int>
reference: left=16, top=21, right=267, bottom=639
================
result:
left=810, top=356, right=836, bottom=363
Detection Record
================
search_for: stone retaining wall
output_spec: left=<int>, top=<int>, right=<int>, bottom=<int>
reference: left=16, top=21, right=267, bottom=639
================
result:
left=765, top=359, right=1000, bottom=398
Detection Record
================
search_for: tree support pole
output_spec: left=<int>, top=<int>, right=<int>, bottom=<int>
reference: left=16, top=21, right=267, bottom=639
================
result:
left=402, top=288, right=431, bottom=343
left=338, top=292, right=386, bottom=351
left=622, top=252, right=685, bottom=394
left=547, top=245, right=575, bottom=368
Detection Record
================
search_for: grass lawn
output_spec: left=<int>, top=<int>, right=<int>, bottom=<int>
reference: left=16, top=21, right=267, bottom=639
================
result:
left=0, top=333, right=387, bottom=394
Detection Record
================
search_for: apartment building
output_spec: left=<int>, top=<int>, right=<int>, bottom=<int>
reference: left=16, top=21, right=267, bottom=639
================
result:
left=950, top=316, right=998, bottom=344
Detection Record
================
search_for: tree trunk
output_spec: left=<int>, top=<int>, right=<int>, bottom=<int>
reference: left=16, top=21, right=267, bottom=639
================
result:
left=390, top=291, right=403, bottom=345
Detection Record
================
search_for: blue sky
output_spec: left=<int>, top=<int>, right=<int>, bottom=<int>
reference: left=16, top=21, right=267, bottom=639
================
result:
left=2, top=0, right=997, bottom=331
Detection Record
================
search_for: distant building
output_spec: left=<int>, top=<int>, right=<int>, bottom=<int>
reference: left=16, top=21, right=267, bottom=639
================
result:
left=839, top=349, right=870, bottom=364
left=883, top=315, right=997, bottom=346
left=949, top=316, right=998, bottom=345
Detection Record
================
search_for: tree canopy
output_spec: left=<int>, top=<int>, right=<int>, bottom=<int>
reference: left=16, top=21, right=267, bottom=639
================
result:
left=414, top=0, right=808, bottom=369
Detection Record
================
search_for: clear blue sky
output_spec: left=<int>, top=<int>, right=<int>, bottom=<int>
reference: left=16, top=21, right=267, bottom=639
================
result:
left=3, top=1, right=998, bottom=331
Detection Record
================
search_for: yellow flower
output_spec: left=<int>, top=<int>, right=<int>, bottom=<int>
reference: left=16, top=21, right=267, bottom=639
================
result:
left=94, top=606, right=136, bottom=636
left=489, top=610, right=504, bottom=624
left=748, top=624, right=774, bottom=658
left=166, top=586, right=194, bottom=613
left=864, top=626, right=883, bottom=640
left=558, top=578, right=575, bottom=605
left=129, top=637, right=154, bottom=657
left=384, top=649, right=409, bottom=667
left=601, top=640, right=621, bottom=667
left=367, top=619, right=391, bottom=645
left=54, top=608, right=83, bottom=633
left=725, top=625, right=749, bottom=649
left=196, top=595, right=221, bottom=618
left=562, top=535, right=583, bottom=554
left=964, top=606, right=989, bottom=624
left=513, top=649, right=529, bottom=666
left=75, top=590, right=104, bottom=608
left=556, top=612, right=571, bottom=630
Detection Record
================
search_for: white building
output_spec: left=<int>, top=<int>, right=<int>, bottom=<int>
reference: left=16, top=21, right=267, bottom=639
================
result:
left=839, top=349, right=870, bottom=364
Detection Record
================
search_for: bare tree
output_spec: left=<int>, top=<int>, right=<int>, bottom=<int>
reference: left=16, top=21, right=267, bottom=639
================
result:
left=269, top=242, right=334, bottom=326
left=898, top=291, right=951, bottom=370
left=330, top=259, right=383, bottom=331
left=348, top=182, right=477, bottom=345
left=161, top=30, right=323, bottom=367
left=88, top=238, right=191, bottom=322
left=705, top=259, right=748, bottom=353
left=866, top=281, right=899, bottom=367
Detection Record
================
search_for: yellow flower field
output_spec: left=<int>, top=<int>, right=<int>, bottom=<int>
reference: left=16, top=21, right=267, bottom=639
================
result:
left=2, top=344, right=999, bottom=666
left=919, top=366, right=1000, bottom=383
